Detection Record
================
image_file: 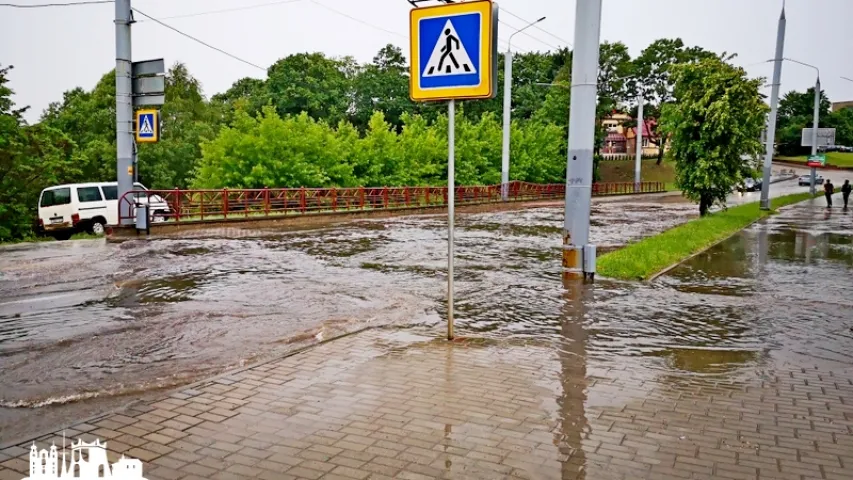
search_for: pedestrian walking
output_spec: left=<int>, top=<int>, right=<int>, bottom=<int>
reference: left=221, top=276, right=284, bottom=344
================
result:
left=842, top=180, right=852, bottom=209
left=824, top=179, right=834, bottom=208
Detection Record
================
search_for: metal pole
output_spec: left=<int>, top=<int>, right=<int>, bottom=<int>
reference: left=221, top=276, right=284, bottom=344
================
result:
left=501, top=49, right=512, bottom=200
left=447, top=99, right=455, bottom=341
left=809, top=76, right=820, bottom=195
left=563, top=0, right=602, bottom=282
left=116, top=0, right=134, bottom=225
left=500, top=17, right=545, bottom=202
left=760, top=5, right=785, bottom=210
left=634, top=96, right=644, bottom=190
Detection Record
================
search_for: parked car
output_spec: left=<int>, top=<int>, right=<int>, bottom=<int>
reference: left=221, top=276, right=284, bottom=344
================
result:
left=798, top=174, right=825, bottom=186
left=37, top=182, right=170, bottom=240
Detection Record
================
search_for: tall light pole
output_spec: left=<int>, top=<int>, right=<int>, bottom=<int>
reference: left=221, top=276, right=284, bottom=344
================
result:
left=783, top=58, right=821, bottom=195
left=759, top=3, right=786, bottom=210
left=563, top=0, right=602, bottom=282
left=635, top=94, right=644, bottom=191
left=501, top=16, right=546, bottom=201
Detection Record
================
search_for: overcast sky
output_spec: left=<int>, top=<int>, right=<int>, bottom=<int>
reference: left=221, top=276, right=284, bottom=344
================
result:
left=2, top=0, right=852, bottom=123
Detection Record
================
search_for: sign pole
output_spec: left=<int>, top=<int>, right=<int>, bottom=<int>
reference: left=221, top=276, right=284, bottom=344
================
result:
left=447, top=99, right=455, bottom=341
left=115, top=0, right=134, bottom=225
left=809, top=76, right=820, bottom=196
left=501, top=49, right=512, bottom=201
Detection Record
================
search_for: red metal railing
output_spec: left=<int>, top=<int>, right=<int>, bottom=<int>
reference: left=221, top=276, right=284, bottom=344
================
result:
left=119, top=181, right=665, bottom=225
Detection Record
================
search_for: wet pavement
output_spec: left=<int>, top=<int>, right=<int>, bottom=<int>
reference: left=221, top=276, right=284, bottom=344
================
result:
left=1, top=196, right=851, bottom=479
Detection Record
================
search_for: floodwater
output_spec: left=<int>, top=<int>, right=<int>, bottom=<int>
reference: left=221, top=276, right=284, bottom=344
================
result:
left=1, top=177, right=849, bottom=443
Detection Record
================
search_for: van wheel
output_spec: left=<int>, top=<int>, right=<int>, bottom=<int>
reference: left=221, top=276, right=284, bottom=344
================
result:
left=90, top=220, right=106, bottom=236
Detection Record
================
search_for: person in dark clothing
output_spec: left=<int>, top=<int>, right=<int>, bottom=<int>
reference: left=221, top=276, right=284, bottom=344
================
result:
left=842, top=180, right=852, bottom=209
left=824, top=179, right=834, bottom=208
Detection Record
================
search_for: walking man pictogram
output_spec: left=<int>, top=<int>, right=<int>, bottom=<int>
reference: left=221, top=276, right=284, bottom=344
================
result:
left=438, top=28, right=461, bottom=73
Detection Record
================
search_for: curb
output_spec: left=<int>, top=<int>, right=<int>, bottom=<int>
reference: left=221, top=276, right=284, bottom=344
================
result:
left=646, top=193, right=816, bottom=282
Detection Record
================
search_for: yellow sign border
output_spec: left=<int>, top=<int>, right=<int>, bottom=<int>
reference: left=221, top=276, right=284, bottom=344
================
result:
left=135, top=109, right=159, bottom=143
left=409, top=0, right=495, bottom=102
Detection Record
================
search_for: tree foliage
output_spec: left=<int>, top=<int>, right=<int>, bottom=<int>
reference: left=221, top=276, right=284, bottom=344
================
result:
left=661, top=57, right=768, bottom=215
left=0, top=65, right=77, bottom=241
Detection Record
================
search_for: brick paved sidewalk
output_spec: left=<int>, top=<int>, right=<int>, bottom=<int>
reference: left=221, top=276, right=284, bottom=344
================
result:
left=2, top=328, right=852, bottom=480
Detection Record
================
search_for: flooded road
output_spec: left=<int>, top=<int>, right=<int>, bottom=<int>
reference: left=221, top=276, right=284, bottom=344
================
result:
left=1, top=177, right=847, bottom=443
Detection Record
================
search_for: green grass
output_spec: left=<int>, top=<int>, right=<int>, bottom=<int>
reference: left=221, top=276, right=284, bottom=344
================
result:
left=598, top=158, right=677, bottom=185
left=776, top=152, right=853, bottom=168
left=597, top=192, right=817, bottom=281
left=0, top=231, right=103, bottom=246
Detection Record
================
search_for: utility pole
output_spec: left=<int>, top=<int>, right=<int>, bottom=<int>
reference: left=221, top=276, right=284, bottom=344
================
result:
left=115, top=0, right=134, bottom=225
left=563, top=0, right=601, bottom=282
left=501, top=16, right=546, bottom=201
left=810, top=76, right=820, bottom=195
left=760, top=4, right=786, bottom=210
left=634, top=96, right=644, bottom=191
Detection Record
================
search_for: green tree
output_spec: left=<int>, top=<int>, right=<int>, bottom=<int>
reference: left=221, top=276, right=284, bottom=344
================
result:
left=211, top=77, right=269, bottom=119
left=660, top=58, right=768, bottom=216
left=632, top=38, right=715, bottom=164
left=266, top=52, right=353, bottom=125
left=775, top=87, right=831, bottom=155
left=40, top=71, right=117, bottom=182
left=351, top=45, right=413, bottom=131
left=137, top=63, right=219, bottom=189
left=0, top=65, right=77, bottom=240
left=532, top=63, right=571, bottom=131
left=193, top=107, right=354, bottom=189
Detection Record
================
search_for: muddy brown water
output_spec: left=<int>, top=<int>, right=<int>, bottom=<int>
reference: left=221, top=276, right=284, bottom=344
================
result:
left=1, top=181, right=850, bottom=442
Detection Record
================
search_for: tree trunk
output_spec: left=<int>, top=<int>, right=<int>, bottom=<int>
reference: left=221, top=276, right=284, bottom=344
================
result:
left=699, top=194, right=712, bottom=216
left=656, top=140, right=665, bottom=165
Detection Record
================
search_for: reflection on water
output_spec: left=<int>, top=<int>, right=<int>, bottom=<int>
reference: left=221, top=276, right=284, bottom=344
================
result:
left=1, top=196, right=852, bottom=442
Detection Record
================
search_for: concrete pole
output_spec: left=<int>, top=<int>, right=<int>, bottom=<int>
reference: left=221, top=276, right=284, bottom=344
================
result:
left=447, top=99, right=455, bottom=341
left=759, top=5, right=785, bottom=210
left=501, top=49, right=513, bottom=201
left=563, top=0, right=602, bottom=282
left=115, top=0, right=134, bottom=225
left=809, top=76, right=820, bottom=195
left=634, top=97, right=644, bottom=190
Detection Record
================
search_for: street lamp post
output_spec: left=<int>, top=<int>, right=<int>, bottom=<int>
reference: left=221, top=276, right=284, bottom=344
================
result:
left=760, top=4, right=786, bottom=210
left=784, top=58, right=821, bottom=195
left=501, top=16, right=546, bottom=201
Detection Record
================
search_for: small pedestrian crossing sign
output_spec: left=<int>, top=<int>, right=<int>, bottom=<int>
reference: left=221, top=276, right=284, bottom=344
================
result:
left=410, top=0, right=497, bottom=102
left=135, top=109, right=159, bottom=143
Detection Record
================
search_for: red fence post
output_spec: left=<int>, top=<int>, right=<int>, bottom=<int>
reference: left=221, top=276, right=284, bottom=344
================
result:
left=360, top=187, right=365, bottom=209
left=263, top=187, right=270, bottom=216
left=425, top=187, right=430, bottom=206
left=223, top=189, right=229, bottom=219
left=404, top=187, right=410, bottom=207
left=300, top=187, right=306, bottom=213
left=382, top=187, right=388, bottom=209
left=174, top=188, right=181, bottom=223
left=332, top=187, right=337, bottom=212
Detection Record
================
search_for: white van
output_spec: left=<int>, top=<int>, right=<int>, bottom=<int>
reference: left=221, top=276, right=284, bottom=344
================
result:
left=37, top=182, right=170, bottom=239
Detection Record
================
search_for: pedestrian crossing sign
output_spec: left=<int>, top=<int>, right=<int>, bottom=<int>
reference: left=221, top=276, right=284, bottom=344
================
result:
left=409, top=0, right=498, bottom=102
left=135, top=109, right=159, bottom=143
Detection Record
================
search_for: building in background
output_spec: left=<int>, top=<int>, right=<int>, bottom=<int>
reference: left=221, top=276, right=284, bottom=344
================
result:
left=831, top=100, right=853, bottom=112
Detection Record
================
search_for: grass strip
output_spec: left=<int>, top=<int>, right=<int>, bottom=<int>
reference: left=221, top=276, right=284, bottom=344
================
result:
left=597, top=192, right=817, bottom=281
left=776, top=152, right=853, bottom=168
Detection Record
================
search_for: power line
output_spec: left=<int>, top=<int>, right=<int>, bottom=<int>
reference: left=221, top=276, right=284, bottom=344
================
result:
left=138, top=0, right=302, bottom=22
left=498, top=19, right=559, bottom=51
left=132, top=8, right=266, bottom=72
left=501, top=8, right=572, bottom=47
left=0, top=0, right=110, bottom=7
left=308, top=0, right=406, bottom=39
